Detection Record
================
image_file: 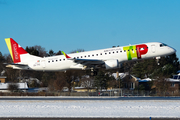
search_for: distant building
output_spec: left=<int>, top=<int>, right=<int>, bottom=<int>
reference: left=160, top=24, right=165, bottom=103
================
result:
left=0, top=74, right=28, bottom=92
left=112, top=72, right=140, bottom=90
left=137, top=78, right=152, bottom=90
left=166, top=73, right=180, bottom=95
left=0, top=82, right=28, bottom=92
left=0, top=76, right=6, bottom=83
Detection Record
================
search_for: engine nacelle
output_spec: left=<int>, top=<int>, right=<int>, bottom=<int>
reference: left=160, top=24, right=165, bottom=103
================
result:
left=105, top=59, right=119, bottom=69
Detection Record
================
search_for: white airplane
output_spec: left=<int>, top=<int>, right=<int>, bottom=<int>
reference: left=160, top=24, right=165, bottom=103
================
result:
left=4, top=38, right=176, bottom=74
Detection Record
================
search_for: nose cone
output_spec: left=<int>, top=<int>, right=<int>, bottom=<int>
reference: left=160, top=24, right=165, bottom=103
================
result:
left=169, top=47, right=176, bottom=54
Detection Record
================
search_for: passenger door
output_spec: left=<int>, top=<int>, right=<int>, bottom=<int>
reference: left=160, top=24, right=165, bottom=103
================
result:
left=151, top=44, right=156, bottom=53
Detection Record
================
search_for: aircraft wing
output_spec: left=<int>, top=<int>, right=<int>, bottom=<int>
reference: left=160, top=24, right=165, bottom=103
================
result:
left=73, top=59, right=104, bottom=65
left=62, top=51, right=105, bottom=66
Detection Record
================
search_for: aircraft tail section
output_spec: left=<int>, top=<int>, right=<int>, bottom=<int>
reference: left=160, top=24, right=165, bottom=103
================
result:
left=5, top=38, right=40, bottom=64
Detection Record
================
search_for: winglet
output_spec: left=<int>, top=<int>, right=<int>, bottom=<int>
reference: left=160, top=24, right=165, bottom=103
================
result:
left=61, top=51, right=71, bottom=59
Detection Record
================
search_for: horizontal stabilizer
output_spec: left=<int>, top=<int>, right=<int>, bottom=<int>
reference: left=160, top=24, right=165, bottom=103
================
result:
left=3, top=63, right=28, bottom=69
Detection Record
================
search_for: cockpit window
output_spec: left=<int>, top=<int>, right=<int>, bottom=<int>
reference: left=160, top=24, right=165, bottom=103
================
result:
left=160, top=43, right=167, bottom=47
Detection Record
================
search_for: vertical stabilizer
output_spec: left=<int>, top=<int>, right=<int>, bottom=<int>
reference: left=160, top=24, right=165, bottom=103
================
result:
left=5, top=38, right=28, bottom=63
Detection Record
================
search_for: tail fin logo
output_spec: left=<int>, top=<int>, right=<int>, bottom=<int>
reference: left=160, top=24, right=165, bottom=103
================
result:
left=5, top=38, right=28, bottom=63
left=13, top=43, right=19, bottom=60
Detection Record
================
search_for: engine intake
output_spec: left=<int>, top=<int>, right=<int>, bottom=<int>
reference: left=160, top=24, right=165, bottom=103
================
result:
left=105, top=59, right=118, bottom=69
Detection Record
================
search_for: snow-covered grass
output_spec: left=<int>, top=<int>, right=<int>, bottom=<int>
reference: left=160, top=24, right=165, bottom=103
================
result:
left=0, top=99, right=179, bottom=118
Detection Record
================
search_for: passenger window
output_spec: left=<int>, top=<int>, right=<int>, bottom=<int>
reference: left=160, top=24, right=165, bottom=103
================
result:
left=105, top=53, right=107, bottom=55
left=63, top=59, right=65, bottom=61
left=117, top=51, right=118, bottom=53
left=88, top=55, right=90, bottom=57
left=109, top=52, right=111, bottom=54
left=96, top=54, right=98, bottom=56
left=48, top=61, right=50, bottom=63
left=59, top=59, right=61, bottom=61
left=52, top=60, right=54, bottom=62
left=100, top=53, right=102, bottom=55
left=92, top=54, right=94, bottom=56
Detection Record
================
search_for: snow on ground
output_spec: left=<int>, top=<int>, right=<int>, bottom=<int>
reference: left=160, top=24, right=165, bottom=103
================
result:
left=0, top=99, right=180, bottom=118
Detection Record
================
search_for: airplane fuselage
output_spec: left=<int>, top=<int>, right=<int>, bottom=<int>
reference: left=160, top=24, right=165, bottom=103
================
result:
left=22, top=42, right=176, bottom=71
left=5, top=38, right=176, bottom=71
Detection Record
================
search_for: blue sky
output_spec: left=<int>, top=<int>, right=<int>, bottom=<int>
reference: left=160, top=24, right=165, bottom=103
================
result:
left=0, top=0, right=180, bottom=59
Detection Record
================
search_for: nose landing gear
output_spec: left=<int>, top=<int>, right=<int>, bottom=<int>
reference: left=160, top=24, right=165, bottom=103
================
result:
left=156, top=57, right=161, bottom=65
left=91, top=68, right=98, bottom=76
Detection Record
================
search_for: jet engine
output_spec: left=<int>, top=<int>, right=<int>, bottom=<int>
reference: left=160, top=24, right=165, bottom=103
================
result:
left=104, top=59, right=119, bottom=69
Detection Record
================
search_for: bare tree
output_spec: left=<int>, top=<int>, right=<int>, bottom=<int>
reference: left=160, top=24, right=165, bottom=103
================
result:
left=48, top=49, right=56, bottom=56
left=52, top=72, right=66, bottom=91
left=26, top=45, right=46, bottom=57
left=56, top=50, right=62, bottom=55
left=34, top=45, right=47, bottom=57
left=154, top=75, right=169, bottom=96
left=70, top=49, right=85, bottom=53
left=53, top=78, right=66, bottom=91
left=81, top=75, right=93, bottom=92
left=8, top=83, right=19, bottom=92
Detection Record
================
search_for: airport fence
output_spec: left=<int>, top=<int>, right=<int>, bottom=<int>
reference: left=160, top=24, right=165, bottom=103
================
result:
left=49, top=89, right=153, bottom=97
left=1, top=89, right=179, bottom=96
left=51, top=89, right=180, bottom=96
